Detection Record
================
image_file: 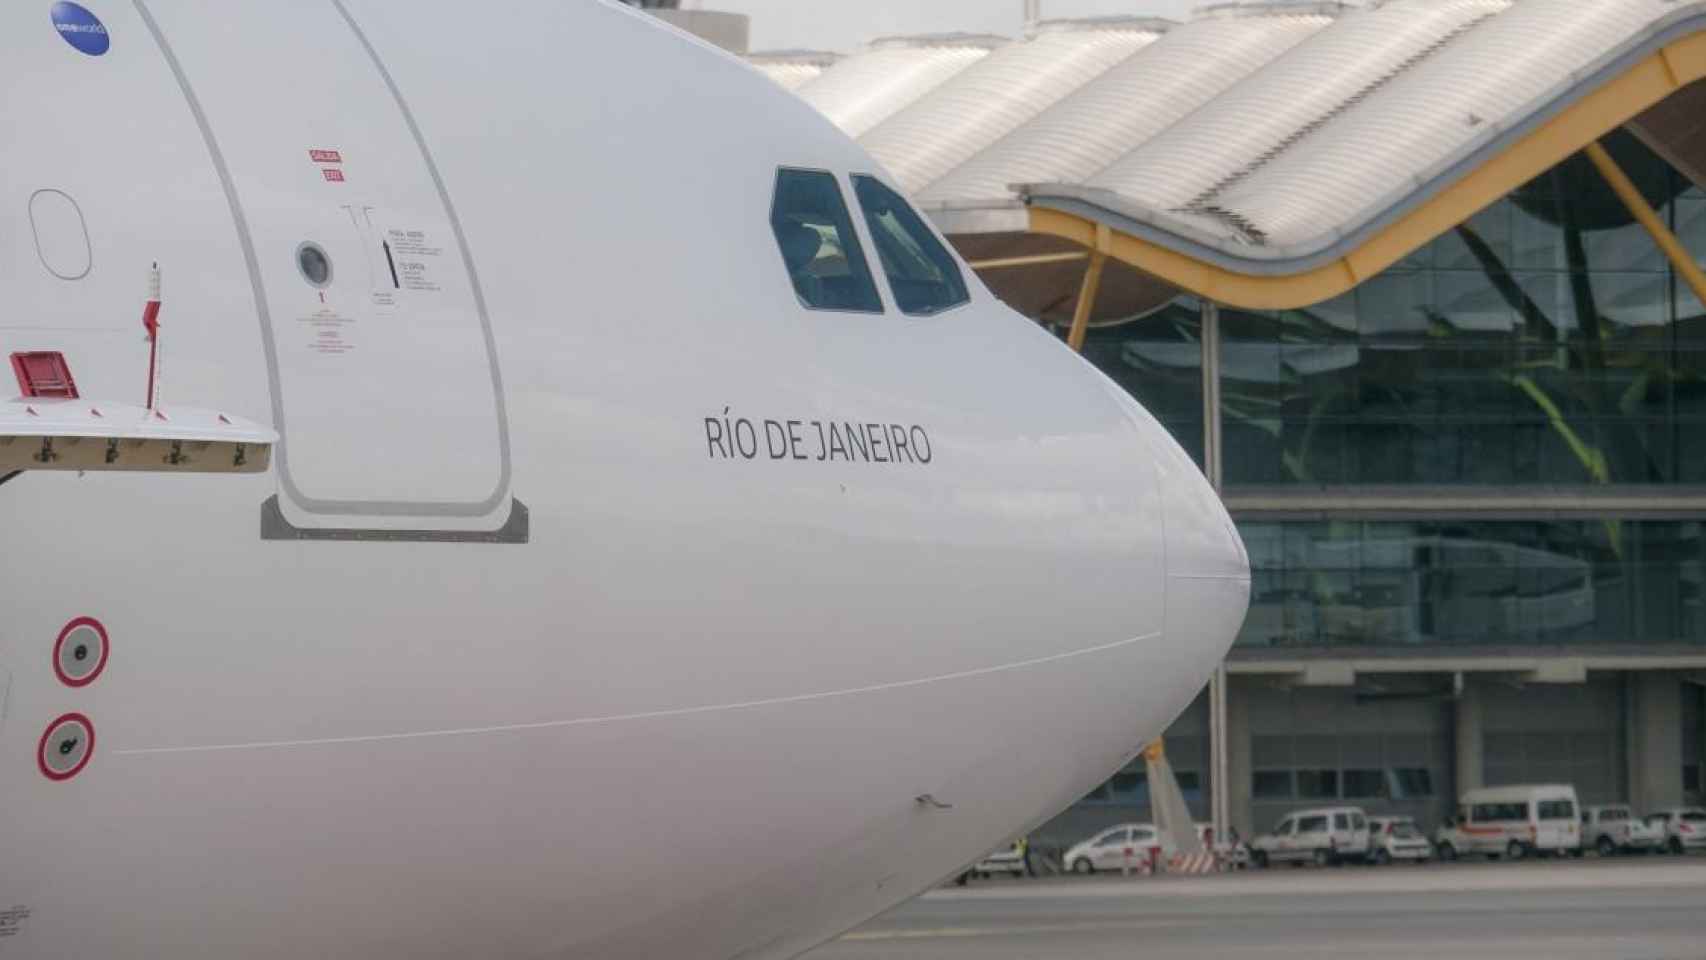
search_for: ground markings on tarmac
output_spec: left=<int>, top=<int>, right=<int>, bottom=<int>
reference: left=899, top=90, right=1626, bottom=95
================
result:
left=817, top=860, right=1706, bottom=960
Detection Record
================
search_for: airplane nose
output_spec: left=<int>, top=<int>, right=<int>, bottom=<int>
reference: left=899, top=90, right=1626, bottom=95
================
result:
left=1139, top=406, right=1251, bottom=665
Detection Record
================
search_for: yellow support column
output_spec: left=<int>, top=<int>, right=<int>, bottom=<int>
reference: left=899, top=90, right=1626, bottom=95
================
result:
left=1066, top=225, right=1111, bottom=353
left=1585, top=140, right=1706, bottom=308
left=966, top=251, right=1088, bottom=271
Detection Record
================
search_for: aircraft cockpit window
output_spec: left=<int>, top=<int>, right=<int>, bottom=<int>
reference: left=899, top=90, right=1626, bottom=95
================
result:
left=769, top=169, right=882, bottom=313
left=850, top=175, right=970, bottom=317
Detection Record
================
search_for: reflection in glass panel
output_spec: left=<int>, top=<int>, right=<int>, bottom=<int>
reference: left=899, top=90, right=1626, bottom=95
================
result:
left=1392, top=768, right=1433, bottom=798
left=1342, top=768, right=1385, bottom=799
left=1236, top=520, right=1706, bottom=649
left=769, top=169, right=882, bottom=313
left=1253, top=770, right=1294, bottom=800
left=1079, top=298, right=1205, bottom=466
left=1296, top=769, right=1339, bottom=800
left=850, top=174, right=970, bottom=316
left=1207, top=130, right=1706, bottom=487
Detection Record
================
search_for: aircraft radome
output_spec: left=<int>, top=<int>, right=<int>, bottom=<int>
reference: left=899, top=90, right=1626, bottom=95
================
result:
left=0, top=1, right=1249, bottom=957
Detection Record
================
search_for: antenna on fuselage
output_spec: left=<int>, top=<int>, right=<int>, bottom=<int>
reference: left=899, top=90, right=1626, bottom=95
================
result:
left=0, top=260, right=275, bottom=476
left=142, top=262, right=162, bottom=409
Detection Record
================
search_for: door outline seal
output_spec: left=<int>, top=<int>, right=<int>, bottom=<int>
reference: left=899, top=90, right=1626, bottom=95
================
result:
left=132, top=0, right=520, bottom=541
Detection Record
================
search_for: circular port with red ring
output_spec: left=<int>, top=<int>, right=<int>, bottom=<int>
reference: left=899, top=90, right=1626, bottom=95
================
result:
left=37, top=713, right=95, bottom=781
left=52, top=617, right=108, bottom=688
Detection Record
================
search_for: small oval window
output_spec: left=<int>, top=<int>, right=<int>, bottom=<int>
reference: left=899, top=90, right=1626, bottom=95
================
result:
left=851, top=175, right=969, bottom=317
left=296, top=241, right=333, bottom=288
left=28, top=189, right=92, bottom=281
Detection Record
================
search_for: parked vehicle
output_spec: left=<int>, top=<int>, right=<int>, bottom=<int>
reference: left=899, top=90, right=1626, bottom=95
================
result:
left=1367, top=815, right=1432, bottom=865
left=1063, top=823, right=1163, bottom=874
left=1434, top=784, right=1581, bottom=861
left=971, top=839, right=1029, bottom=878
left=1581, top=805, right=1660, bottom=856
left=1645, top=808, right=1706, bottom=854
left=1627, top=813, right=1666, bottom=851
left=1248, top=807, right=1371, bottom=868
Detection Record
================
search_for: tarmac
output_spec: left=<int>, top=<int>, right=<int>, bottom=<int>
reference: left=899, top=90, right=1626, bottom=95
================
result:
left=806, top=857, right=1706, bottom=960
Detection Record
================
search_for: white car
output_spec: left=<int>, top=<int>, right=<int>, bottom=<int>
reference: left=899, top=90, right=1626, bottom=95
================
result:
left=1248, top=808, right=1371, bottom=868
left=1582, top=805, right=1660, bottom=856
left=1064, top=823, right=1163, bottom=874
left=971, top=840, right=1029, bottom=878
left=1627, top=814, right=1666, bottom=851
left=1367, top=815, right=1432, bottom=865
left=1645, top=808, right=1706, bottom=854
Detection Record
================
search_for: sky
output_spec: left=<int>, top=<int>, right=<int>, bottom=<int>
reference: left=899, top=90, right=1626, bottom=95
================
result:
left=704, top=0, right=1201, bottom=54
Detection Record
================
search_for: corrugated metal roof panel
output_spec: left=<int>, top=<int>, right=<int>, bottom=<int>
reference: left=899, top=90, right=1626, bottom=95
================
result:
left=1087, top=0, right=1512, bottom=221
left=918, top=3, right=1341, bottom=215
left=748, top=50, right=841, bottom=91
left=1198, top=0, right=1688, bottom=250
left=858, top=18, right=1169, bottom=194
left=794, top=34, right=1003, bottom=138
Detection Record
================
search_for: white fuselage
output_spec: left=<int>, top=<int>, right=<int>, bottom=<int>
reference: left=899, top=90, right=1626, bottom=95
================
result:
left=0, top=3, right=1249, bottom=958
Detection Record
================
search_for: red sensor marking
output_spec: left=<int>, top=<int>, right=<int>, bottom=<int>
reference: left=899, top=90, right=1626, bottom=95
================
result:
left=37, top=713, right=95, bottom=782
left=309, top=149, right=344, bottom=164
left=53, top=616, right=109, bottom=688
left=323, top=168, right=346, bottom=183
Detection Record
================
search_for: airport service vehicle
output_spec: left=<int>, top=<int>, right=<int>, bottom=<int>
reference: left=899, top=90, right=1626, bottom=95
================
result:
left=1582, top=805, right=1660, bottom=856
left=1367, top=815, right=1432, bottom=865
left=972, top=840, right=1029, bottom=878
left=1645, top=808, right=1706, bottom=854
left=0, top=2, right=1250, bottom=957
left=1249, top=808, right=1371, bottom=868
left=1435, top=785, right=1581, bottom=860
left=1065, top=824, right=1166, bottom=874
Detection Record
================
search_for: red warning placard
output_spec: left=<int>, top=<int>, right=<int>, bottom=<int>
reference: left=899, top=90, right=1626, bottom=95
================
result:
left=309, top=149, right=344, bottom=164
left=323, top=168, right=346, bottom=183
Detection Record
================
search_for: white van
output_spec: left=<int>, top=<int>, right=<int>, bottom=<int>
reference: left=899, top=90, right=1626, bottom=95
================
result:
left=1435, top=784, right=1582, bottom=860
left=1249, top=807, right=1371, bottom=868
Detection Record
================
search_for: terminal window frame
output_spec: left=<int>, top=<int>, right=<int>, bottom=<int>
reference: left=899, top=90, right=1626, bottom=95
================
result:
left=769, top=168, right=884, bottom=314
left=849, top=174, right=971, bottom=318
left=1341, top=768, right=1386, bottom=800
left=1253, top=770, right=1294, bottom=800
left=1251, top=766, right=1434, bottom=802
left=1296, top=769, right=1339, bottom=800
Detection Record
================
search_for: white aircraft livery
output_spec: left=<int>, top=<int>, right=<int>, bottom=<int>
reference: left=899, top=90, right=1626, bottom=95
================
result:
left=0, top=2, right=1249, bottom=958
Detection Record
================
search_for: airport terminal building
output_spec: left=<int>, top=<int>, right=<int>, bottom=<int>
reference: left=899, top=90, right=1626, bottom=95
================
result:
left=747, top=0, right=1706, bottom=842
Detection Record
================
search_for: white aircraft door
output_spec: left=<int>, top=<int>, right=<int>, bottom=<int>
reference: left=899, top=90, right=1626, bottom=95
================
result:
left=138, top=0, right=519, bottom=540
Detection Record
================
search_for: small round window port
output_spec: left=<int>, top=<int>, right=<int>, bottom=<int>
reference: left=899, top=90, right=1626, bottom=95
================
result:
left=296, top=241, right=333, bottom=288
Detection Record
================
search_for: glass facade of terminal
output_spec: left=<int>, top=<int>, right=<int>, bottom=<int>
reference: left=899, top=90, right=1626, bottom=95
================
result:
left=1237, top=519, right=1705, bottom=649
left=1087, top=132, right=1706, bottom=651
